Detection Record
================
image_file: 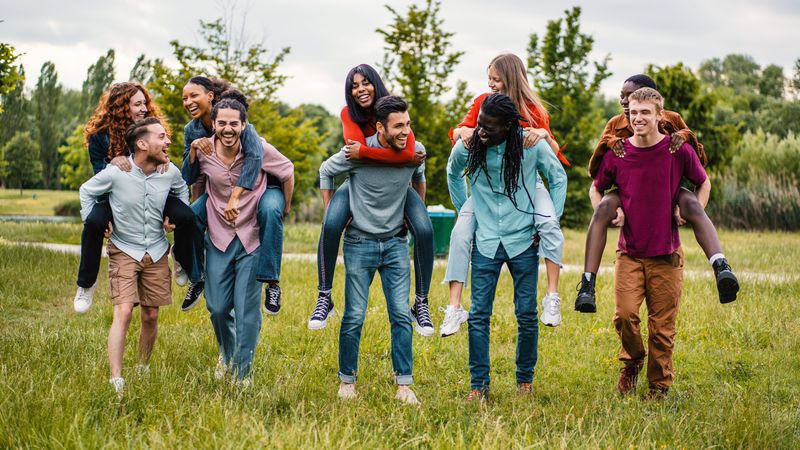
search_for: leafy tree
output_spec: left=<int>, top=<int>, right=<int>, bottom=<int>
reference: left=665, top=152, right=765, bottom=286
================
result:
left=759, top=64, right=785, bottom=98
left=755, top=98, right=800, bottom=138
left=645, top=63, right=700, bottom=115
left=2, top=131, right=42, bottom=194
left=377, top=0, right=470, bottom=207
left=527, top=6, right=611, bottom=227
left=130, top=54, right=159, bottom=85
left=80, top=50, right=115, bottom=121
left=57, top=124, right=92, bottom=189
left=0, top=41, right=23, bottom=102
left=793, top=58, right=800, bottom=93
left=0, top=65, right=32, bottom=146
left=32, top=62, right=64, bottom=188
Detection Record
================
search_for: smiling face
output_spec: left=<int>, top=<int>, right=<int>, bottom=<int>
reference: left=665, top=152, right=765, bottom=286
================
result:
left=476, top=110, right=510, bottom=147
left=619, top=81, right=641, bottom=118
left=182, top=83, right=214, bottom=120
left=350, top=72, right=376, bottom=109
left=376, top=111, right=411, bottom=151
left=628, top=99, right=663, bottom=138
left=137, top=123, right=171, bottom=165
left=487, top=65, right=505, bottom=94
left=128, top=90, right=148, bottom=122
left=213, top=107, right=245, bottom=149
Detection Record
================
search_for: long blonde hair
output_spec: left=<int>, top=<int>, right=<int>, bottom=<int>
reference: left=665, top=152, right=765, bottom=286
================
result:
left=488, top=53, right=547, bottom=127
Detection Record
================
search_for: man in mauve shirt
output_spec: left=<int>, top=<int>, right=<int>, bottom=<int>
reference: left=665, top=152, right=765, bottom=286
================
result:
left=189, top=98, right=294, bottom=386
left=592, top=87, right=709, bottom=399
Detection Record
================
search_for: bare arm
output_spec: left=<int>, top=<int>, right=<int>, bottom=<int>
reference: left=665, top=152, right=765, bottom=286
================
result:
left=321, top=189, right=333, bottom=210
left=695, top=178, right=711, bottom=208
left=412, top=181, right=426, bottom=202
left=588, top=183, right=603, bottom=209
left=282, top=174, right=295, bottom=217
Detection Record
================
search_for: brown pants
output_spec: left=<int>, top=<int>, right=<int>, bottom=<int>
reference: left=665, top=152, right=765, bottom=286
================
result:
left=613, top=248, right=683, bottom=389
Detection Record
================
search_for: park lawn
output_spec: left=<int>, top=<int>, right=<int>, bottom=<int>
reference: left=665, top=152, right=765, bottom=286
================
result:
left=0, top=188, right=79, bottom=216
left=1, top=230, right=798, bottom=448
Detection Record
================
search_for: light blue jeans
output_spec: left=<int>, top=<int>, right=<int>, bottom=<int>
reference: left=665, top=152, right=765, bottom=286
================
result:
left=443, top=181, right=564, bottom=285
left=205, top=236, right=262, bottom=380
left=338, top=234, right=413, bottom=385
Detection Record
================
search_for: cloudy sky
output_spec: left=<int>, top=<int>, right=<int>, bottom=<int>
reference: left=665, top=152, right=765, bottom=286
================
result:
left=3, top=0, right=799, bottom=114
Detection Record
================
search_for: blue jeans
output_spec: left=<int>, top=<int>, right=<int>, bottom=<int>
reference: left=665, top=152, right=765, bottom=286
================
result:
left=190, top=187, right=284, bottom=283
left=468, top=243, right=539, bottom=389
left=339, top=234, right=413, bottom=385
left=317, top=182, right=433, bottom=296
left=204, top=236, right=262, bottom=379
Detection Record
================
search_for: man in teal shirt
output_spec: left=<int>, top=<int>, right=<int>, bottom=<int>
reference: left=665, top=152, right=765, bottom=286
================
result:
left=447, top=94, right=567, bottom=401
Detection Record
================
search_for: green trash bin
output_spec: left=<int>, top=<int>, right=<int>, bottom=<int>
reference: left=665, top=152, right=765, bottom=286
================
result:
left=427, top=207, right=456, bottom=257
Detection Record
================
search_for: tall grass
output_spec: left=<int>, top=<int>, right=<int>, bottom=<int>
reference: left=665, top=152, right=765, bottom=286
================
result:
left=1, top=232, right=799, bottom=448
left=708, top=173, right=800, bottom=231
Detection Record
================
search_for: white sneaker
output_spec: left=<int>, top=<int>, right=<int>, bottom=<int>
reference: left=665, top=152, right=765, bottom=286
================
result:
left=109, top=377, right=125, bottom=399
left=174, top=261, right=188, bottom=287
left=338, top=383, right=357, bottom=400
left=135, top=364, right=150, bottom=376
left=439, top=305, right=469, bottom=337
left=73, top=284, right=97, bottom=314
left=540, top=292, right=562, bottom=327
left=395, top=386, right=420, bottom=405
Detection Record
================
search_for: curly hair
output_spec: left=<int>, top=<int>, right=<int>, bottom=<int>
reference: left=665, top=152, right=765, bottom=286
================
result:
left=84, top=82, right=167, bottom=159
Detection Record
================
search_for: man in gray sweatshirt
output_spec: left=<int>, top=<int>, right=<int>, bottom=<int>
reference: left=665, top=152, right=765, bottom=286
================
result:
left=318, top=96, right=425, bottom=405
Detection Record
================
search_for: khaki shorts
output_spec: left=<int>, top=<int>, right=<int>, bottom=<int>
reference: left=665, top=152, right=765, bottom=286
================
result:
left=107, top=242, right=172, bottom=307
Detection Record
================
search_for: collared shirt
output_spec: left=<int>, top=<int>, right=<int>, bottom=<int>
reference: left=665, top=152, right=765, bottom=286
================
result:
left=182, top=119, right=264, bottom=190
left=198, top=136, right=293, bottom=253
left=319, top=134, right=426, bottom=239
left=447, top=138, right=567, bottom=259
left=79, top=157, right=189, bottom=262
left=588, top=111, right=706, bottom=178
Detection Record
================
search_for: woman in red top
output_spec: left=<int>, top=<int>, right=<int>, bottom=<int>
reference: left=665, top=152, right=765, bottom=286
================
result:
left=441, top=53, right=567, bottom=336
left=308, top=64, right=435, bottom=336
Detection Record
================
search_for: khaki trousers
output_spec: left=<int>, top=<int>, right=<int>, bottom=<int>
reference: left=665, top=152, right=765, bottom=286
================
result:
left=613, top=248, right=683, bottom=389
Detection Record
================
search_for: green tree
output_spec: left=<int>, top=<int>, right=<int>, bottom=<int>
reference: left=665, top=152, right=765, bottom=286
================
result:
left=527, top=6, right=611, bottom=227
left=80, top=49, right=115, bottom=121
left=645, top=63, right=700, bottom=115
left=0, top=41, right=23, bottom=102
left=130, top=54, right=159, bottom=84
left=32, top=62, right=64, bottom=189
left=759, top=64, right=785, bottom=98
left=2, top=131, right=42, bottom=194
left=57, top=124, right=92, bottom=189
left=793, top=58, right=800, bottom=93
left=377, top=0, right=470, bottom=207
left=0, top=65, right=32, bottom=146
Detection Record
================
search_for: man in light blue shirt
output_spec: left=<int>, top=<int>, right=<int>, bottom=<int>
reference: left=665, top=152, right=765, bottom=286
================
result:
left=447, top=94, right=567, bottom=401
left=79, top=117, right=188, bottom=398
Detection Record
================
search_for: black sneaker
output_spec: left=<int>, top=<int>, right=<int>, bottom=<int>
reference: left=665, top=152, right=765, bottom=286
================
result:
left=712, top=258, right=739, bottom=304
left=574, top=274, right=597, bottom=313
left=308, top=292, right=334, bottom=330
left=264, top=284, right=281, bottom=315
left=411, top=295, right=434, bottom=337
left=182, top=280, right=205, bottom=311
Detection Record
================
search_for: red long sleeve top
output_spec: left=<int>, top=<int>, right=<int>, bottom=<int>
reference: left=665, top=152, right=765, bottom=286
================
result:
left=340, top=106, right=417, bottom=164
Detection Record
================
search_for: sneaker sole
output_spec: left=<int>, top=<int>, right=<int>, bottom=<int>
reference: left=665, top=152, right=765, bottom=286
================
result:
left=263, top=306, right=280, bottom=316
left=181, top=295, right=203, bottom=312
left=412, top=316, right=435, bottom=337
left=308, top=309, right=335, bottom=330
left=541, top=317, right=561, bottom=327
left=574, top=297, right=596, bottom=313
left=717, top=274, right=739, bottom=304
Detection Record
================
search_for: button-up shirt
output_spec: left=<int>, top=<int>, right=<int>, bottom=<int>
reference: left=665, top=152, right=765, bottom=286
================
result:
left=79, top=157, right=189, bottom=262
left=447, top=139, right=567, bottom=259
left=182, top=119, right=263, bottom=190
left=197, top=136, right=293, bottom=253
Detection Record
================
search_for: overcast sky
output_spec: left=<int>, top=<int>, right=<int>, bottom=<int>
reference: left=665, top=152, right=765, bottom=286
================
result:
left=3, top=0, right=799, bottom=114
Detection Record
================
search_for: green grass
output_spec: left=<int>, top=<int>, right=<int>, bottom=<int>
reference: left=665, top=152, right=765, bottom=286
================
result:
left=1, top=227, right=799, bottom=448
left=0, top=188, right=79, bottom=216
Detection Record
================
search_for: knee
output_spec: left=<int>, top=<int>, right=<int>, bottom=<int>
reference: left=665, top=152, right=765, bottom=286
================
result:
left=85, top=210, right=109, bottom=233
left=259, top=191, right=284, bottom=220
left=113, top=305, right=134, bottom=324
left=206, top=301, right=229, bottom=319
left=341, top=310, right=366, bottom=329
left=141, top=309, right=159, bottom=328
left=594, top=197, right=617, bottom=221
left=679, top=196, right=705, bottom=221
left=613, top=308, right=640, bottom=327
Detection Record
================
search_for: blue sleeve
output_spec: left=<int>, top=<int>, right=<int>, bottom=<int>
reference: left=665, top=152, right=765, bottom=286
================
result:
left=532, top=141, right=568, bottom=219
left=181, top=122, right=201, bottom=185
left=87, top=134, right=109, bottom=175
left=446, top=141, right=469, bottom=212
left=237, top=124, right=264, bottom=190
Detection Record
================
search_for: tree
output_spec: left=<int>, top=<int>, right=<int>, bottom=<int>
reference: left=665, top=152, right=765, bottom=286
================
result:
left=32, top=62, right=64, bottom=189
left=2, top=131, right=42, bottom=194
left=58, top=124, right=92, bottom=189
left=377, top=0, right=470, bottom=207
left=0, top=65, right=32, bottom=146
left=527, top=6, right=611, bottom=227
left=80, top=49, right=115, bottom=121
left=0, top=41, right=23, bottom=102
left=793, top=58, right=800, bottom=94
left=129, top=54, right=159, bottom=85
left=759, top=64, right=785, bottom=98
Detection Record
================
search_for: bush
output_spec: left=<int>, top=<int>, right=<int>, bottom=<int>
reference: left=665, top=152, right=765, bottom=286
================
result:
left=707, top=172, right=800, bottom=230
left=53, top=199, right=81, bottom=217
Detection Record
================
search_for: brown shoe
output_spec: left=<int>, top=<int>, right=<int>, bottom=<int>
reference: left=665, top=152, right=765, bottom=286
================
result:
left=517, top=382, right=532, bottom=394
left=466, top=387, right=489, bottom=402
left=617, top=364, right=641, bottom=395
left=646, top=386, right=669, bottom=400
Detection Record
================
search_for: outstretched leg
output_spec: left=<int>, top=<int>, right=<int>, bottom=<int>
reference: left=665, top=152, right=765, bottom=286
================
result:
left=576, top=191, right=622, bottom=313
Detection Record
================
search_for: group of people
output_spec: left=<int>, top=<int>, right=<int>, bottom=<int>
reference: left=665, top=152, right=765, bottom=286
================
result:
left=73, top=51, right=740, bottom=403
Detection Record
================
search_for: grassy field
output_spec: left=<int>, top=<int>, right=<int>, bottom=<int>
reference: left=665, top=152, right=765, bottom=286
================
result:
left=0, top=188, right=79, bottom=216
left=1, top=221, right=799, bottom=448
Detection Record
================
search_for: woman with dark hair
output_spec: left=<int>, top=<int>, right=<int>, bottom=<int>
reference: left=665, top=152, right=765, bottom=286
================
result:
left=441, top=53, right=567, bottom=336
left=308, top=64, right=435, bottom=337
left=73, top=82, right=198, bottom=314
left=180, top=77, right=289, bottom=316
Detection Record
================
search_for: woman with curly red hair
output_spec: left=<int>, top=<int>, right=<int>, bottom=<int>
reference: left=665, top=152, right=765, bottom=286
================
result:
left=73, top=82, right=199, bottom=313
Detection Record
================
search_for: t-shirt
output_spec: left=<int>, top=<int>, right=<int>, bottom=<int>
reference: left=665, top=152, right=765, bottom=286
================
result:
left=594, top=135, right=707, bottom=257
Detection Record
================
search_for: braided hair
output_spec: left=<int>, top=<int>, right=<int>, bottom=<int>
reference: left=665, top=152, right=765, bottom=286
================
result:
left=465, top=93, right=526, bottom=208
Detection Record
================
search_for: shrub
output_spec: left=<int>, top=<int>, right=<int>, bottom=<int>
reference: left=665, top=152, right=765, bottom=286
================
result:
left=707, top=172, right=800, bottom=230
left=53, top=199, right=82, bottom=217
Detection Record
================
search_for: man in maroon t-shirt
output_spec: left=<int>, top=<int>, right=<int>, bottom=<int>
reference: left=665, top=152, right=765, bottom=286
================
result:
left=592, top=87, right=708, bottom=399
